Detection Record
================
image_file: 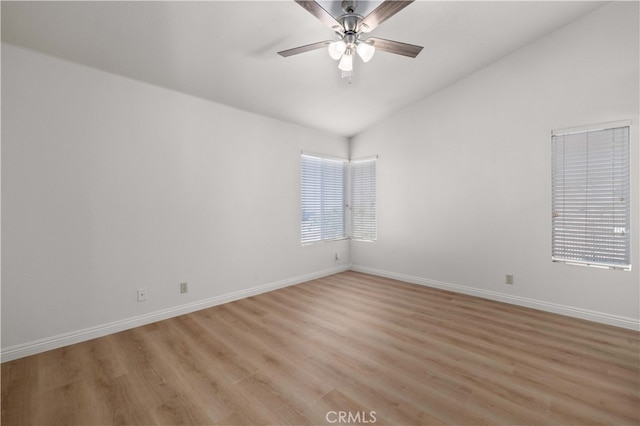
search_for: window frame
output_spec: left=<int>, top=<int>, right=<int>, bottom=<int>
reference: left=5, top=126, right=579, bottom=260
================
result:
left=551, top=120, right=632, bottom=271
left=300, top=153, right=348, bottom=244
left=300, top=153, right=378, bottom=245
left=349, top=156, right=378, bottom=242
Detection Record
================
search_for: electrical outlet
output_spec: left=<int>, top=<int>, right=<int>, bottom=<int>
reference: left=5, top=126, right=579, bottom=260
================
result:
left=137, top=288, right=147, bottom=302
left=180, top=282, right=188, bottom=294
left=505, top=274, right=514, bottom=285
left=335, top=252, right=340, bottom=260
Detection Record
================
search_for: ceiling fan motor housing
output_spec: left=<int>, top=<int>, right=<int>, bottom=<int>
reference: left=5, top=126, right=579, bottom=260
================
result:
left=339, top=14, right=360, bottom=34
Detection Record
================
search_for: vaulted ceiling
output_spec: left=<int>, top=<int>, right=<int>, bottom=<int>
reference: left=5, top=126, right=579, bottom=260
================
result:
left=1, top=1, right=606, bottom=137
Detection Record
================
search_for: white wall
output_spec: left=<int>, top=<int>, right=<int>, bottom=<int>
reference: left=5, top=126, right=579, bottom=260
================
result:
left=350, top=2, right=640, bottom=327
left=1, top=44, right=350, bottom=359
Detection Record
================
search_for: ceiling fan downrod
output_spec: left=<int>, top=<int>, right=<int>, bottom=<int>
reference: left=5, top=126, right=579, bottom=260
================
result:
left=342, top=0, right=357, bottom=14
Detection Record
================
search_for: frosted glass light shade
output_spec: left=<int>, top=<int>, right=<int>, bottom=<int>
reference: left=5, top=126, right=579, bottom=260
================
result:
left=356, top=42, right=375, bottom=63
left=338, top=52, right=353, bottom=71
left=328, top=40, right=347, bottom=60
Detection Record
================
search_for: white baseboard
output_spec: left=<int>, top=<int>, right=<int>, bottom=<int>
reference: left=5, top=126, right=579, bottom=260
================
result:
left=1, top=264, right=351, bottom=362
left=350, top=264, right=640, bottom=331
left=4, top=263, right=636, bottom=362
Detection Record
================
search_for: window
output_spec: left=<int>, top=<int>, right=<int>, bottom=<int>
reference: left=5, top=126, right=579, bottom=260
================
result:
left=301, top=154, right=347, bottom=243
left=350, top=157, right=377, bottom=241
left=551, top=122, right=631, bottom=270
left=301, top=154, right=377, bottom=244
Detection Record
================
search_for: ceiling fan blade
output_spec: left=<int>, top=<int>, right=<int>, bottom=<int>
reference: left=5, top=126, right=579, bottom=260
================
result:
left=294, top=0, right=343, bottom=32
left=358, top=0, right=414, bottom=33
left=278, top=40, right=331, bottom=57
left=367, top=37, right=423, bottom=58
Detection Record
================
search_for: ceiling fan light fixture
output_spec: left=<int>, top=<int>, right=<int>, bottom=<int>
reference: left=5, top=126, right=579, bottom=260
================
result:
left=356, top=41, right=375, bottom=63
left=338, top=50, right=354, bottom=71
left=278, top=0, right=423, bottom=79
left=328, top=40, right=347, bottom=60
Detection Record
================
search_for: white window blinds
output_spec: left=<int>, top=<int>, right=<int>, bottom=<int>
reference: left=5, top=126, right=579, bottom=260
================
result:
left=301, top=154, right=347, bottom=243
left=551, top=123, right=631, bottom=270
left=350, top=157, right=377, bottom=241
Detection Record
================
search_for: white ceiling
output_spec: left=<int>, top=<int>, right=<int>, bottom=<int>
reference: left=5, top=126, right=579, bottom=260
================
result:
left=1, top=1, right=606, bottom=137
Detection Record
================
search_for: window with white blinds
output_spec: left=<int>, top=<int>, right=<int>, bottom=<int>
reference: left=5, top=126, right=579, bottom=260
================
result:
left=350, top=157, right=377, bottom=241
left=301, top=154, right=378, bottom=244
left=301, top=154, right=347, bottom=243
left=551, top=122, right=631, bottom=270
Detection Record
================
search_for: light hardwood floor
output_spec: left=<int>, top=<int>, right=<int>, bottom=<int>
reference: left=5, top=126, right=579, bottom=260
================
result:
left=2, top=271, right=639, bottom=425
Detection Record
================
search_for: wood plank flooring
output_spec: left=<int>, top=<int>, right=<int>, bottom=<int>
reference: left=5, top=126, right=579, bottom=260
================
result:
left=2, top=271, right=639, bottom=425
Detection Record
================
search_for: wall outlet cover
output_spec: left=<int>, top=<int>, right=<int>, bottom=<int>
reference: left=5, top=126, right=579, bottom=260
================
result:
left=137, top=288, right=147, bottom=301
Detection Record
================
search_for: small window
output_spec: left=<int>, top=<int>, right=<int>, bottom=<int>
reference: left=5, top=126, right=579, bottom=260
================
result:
left=350, top=157, right=377, bottom=241
left=301, top=154, right=347, bottom=243
left=551, top=122, right=631, bottom=270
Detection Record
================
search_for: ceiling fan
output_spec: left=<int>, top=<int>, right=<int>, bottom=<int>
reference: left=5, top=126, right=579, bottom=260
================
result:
left=278, top=0, right=423, bottom=78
